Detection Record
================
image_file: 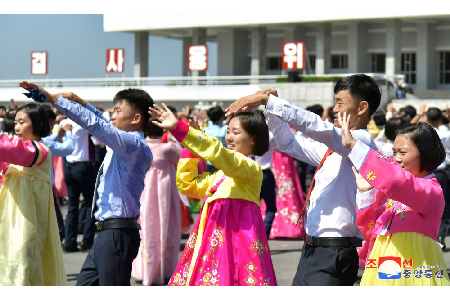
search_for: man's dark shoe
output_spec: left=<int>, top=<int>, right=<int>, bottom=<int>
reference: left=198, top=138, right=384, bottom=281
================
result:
left=79, top=242, right=93, bottom=251
left=62, top=244, right=80, bottom=253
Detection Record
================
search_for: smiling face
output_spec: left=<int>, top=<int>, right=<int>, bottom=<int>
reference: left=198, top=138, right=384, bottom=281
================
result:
left=392, top=134, right=426, bottom=177
left=110, top=100, right=139, bottom=131
left=225, top=116, right=255, bottom=156
left=15, top=110, right=40, bottom=141
left=332, top=90, right=366, bottom=130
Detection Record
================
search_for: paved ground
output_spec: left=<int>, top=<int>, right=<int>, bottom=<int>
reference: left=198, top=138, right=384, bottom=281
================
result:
left=61, top=204, right=450, bottom=286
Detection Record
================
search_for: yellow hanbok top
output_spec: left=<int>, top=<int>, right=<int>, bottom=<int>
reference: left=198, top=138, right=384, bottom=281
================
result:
left=0, top=136, right=67, bottom=286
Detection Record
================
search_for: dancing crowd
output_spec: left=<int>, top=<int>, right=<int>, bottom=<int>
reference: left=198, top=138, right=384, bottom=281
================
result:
left=0, top=74, right=449, bottom=286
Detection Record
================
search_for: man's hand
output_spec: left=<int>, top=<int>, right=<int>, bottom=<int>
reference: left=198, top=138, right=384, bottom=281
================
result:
left=57, top=126, right=65, bottom=139
left=256, top=88, right=278, bottom=97
left=63, top=124, right=72, bottom=132
left=148, top=103, right=178, bottom=131
left=10, top=99, right=18, bottom=109
left=338, top=111, right=356, bottom=150
left=58, top=92, right=87, bottom=107
left=352, top=166, right=373, bottom=193
left=225, top=93, right=270, bottom=117
left=418, top=102, right=427, bottom=116
left=19, top=81, right=58, bottom=104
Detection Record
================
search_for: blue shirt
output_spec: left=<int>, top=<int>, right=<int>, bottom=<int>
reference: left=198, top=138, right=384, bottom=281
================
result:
left=204, top=124, right=227, bottom=166
left=54, top=96, right=152, bottom=221
left=41, top=131, right=74, bottom=186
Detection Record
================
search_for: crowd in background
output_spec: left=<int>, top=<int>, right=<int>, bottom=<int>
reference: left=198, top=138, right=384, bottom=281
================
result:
left=2, top=79, right=450, bottom=286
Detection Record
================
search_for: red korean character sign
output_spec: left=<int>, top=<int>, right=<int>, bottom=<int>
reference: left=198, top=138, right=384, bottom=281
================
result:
left=106, top=48, right=125, bottom=73
left=188, top=45, right=208, bottom=72
left=282, top=42, right=305, bottom=70
left=31, top=51, right=48, bottom=75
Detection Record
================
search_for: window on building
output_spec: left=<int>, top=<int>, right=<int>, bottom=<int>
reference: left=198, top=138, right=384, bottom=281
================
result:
left=267, top=56, right=281, bottom=70
left=401, top=53, right=416, bottom=84
left=371, top=54, right=386, bottom=73
left=308, top=55, right=316, bottom=70
left=439, top=52, right=450, bottom=84
left=331, top=54, right=348, bottom=69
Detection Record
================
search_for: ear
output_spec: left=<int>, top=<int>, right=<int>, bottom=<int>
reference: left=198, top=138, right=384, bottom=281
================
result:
left=358, top=101, right=369, bottom=116
left=131, top=113, right=141, bottom=125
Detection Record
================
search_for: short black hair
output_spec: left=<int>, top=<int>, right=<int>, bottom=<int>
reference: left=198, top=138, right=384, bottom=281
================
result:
left=40, top=103, right=56, bottom=125
left=373, top=110, right=386, bottom=127
left=207, top=106, right=225, bottom=123
left=16, top=103, right=50, bottom=139
left=4, top=113, right=15, bottom=133
left=306, top=104, right=324, bottom=117
left=385, top=117, right=406, bottom=141
left=396, top=122, right=445, bottom=173
left=113, top=88, right=154, bottom=130
left=231, top=109, right=269, bottom=156
left=327, top=106, right=334, bottom=120
left=400, top=105, right=417, bottom=119
left=426, top=107, right=442, bottom=125
left=144, top=117, right=164, bottom=138
left=334, top=74, right=382, bottom=116
left=0, top=106, right=6, bottom=111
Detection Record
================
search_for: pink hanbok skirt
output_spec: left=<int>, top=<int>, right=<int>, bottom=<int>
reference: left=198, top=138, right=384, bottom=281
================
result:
left=169, top=198, right=277, bottom=286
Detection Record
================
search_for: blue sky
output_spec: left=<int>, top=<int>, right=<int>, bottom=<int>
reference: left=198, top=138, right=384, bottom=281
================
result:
left=0, top=14, right=217, bottom=80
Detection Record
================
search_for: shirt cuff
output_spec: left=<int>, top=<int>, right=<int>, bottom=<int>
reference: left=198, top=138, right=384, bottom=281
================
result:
left=170, top=120, right=189, bottom=142
left=265, top=95, right=284, bottom=118
left=348, top=140, right=371, bottom=171
left=356, top=188, right=378, bottom=210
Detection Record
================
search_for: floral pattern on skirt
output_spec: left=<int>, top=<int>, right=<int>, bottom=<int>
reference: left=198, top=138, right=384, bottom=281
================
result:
left=169, top=198, right=277, bottom=286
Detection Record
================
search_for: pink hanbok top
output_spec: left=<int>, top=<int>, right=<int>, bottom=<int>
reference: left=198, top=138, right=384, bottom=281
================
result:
left=349, top=140, right=444, bottom=253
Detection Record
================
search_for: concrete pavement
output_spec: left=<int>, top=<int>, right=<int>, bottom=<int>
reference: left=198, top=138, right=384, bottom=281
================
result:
left=61, top=204, right=450, bottom=286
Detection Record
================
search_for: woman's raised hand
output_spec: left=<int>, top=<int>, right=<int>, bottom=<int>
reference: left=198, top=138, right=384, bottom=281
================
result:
left=352, top=166, right=373, bottom=192
left=148, top=103, right=178, bottom=131
left=338, top=111, right=356, bottom=150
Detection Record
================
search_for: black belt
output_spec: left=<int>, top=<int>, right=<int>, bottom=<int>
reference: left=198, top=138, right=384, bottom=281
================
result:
left=95, top=218, right=141, bottom=232
left=305, top=235, right=362, bottom=247
left=67, top=161, right=94, bottom=166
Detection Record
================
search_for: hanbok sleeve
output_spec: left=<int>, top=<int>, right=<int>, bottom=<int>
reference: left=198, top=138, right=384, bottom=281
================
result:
left=170, top=120, right=262, bottom=183
left=356, top=188, right=386, bottom=241
left=349, top=140, right=443, bottom=215
left=176, top=147, right=216, bottom=200
left=0, top=134, right=48, bottom=167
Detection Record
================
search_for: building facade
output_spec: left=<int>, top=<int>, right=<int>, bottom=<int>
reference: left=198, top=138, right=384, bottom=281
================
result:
left=104, top=13, right=450, bottom=91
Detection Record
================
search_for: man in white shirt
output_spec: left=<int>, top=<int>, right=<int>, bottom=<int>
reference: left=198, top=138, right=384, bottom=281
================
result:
left=226, top=74, right=381, bottom=286
left=59, top=118, right=96, bottom=252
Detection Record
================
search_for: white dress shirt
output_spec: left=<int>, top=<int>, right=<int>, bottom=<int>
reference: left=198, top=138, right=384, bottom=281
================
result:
left=264, top=95, right=377, bottom=238
left=434, top=127, right=450, bottom=170
left=255, top=131, right=276, bottom=170
left=374, top=128, right=394, bottom=158
left=59, top=118, right=90, bottom=163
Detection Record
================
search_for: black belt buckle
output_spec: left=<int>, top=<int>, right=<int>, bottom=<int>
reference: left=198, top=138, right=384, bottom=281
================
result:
left=95, top=221, right=103, bottom=231
left=305, top=235, right=316, bottom=246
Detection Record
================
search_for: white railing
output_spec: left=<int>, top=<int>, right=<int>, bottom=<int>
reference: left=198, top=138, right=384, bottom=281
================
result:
left=0, top=73, right=405, bottom=88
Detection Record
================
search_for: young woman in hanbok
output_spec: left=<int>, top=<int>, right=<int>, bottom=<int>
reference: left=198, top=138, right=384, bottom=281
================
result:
left=0, top=103, right=66, bottom=285
left=149, top=103, right=277, bottom=286
left=339, top=111, right=450, bottom=286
